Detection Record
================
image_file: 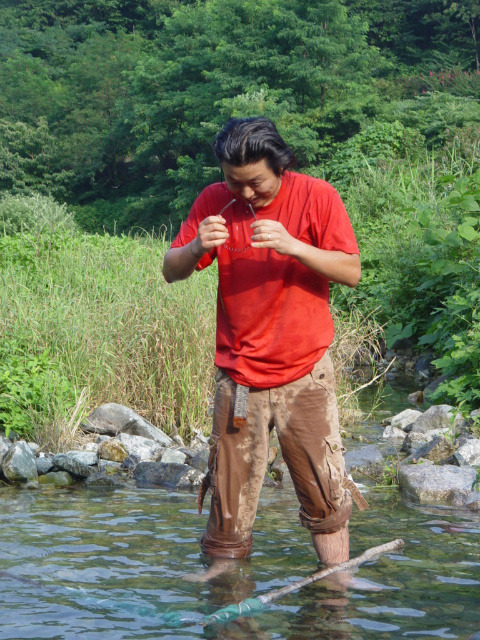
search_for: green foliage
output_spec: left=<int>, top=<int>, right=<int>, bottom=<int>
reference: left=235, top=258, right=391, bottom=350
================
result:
left=0, top=118, right=73, bottom=198
left=0, top=337, right=75, bottom=439
left=0, top=192, right=76, bottom=235
left=327, top=120, right=423, bottom=185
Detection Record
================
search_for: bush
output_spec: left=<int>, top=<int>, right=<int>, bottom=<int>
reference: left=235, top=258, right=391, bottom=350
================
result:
left=0, top=192, right=76, bottom=235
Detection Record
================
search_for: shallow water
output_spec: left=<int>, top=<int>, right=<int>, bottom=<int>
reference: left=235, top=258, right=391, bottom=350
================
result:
left=1, top=473, right=479, bottom=640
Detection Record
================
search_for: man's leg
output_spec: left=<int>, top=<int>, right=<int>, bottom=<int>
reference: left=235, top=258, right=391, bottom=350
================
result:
left=199, top=370, right=272, bottom=561
left=274, top=353, right=352, bottom=563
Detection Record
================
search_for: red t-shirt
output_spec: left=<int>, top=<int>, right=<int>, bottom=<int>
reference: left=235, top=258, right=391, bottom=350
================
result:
left=170, top=171, right=359, bottom=388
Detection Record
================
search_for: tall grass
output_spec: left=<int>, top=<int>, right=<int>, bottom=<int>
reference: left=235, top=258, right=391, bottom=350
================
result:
left=1, top=225, right=381, bottom=444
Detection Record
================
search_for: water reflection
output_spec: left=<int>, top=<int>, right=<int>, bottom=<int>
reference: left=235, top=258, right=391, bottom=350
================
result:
left=0, top=475, right=479, bottom=639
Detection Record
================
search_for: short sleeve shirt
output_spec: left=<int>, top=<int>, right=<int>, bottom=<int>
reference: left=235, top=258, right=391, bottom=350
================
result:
left=170, top=171, right=359, bottom=388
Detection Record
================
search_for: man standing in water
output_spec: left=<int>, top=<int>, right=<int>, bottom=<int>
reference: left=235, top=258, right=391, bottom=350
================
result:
left=163, top=117, right=361, bottom=575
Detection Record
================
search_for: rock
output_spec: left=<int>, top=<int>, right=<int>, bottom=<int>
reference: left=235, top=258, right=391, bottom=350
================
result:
left=171, top=434, right=185, bottom=447
left=423, top=374, right=450, bottom=397
left=190, top=433, right=209, bottom=450
left=399, top=465, right=477, bottom=507
left=188, top=448, right=209, bottom=472
left=133, top=461, right=204, bottom=488
left=117, top=433, right=164, bottom=461
left=345, top=445, right=383, bottom=473
left=385, top=349, right=396, bottom=362
left=98, top=439, right=129, bottom=463
left=410, top=405, right=461, bottom=434
left=401, top=428, right=450, bottom=454
left=38, top=471, right=75, bottom=486
left=52, top=453, right=92, bottom=479
left=390, top=409, right=423, bottom=431
left=82, top=442, right=98, bottom=452
left=65, top=450, right=98, bottom=466
left=121, top=454, right=140, bottom=470
left=391, top=337, right=413, bottom=352
left=160, top=449, right=187, bottom=465
left=98, top=459, right=123, bottom=472
left=382, top=425, right=406, bottom=440
left=270, top=456, right=292, bottom=484
left=82, top=403, right=173, bottom=446
left=0, top=436, right=10, bottom=463
left=408, top=391, right=424, bottom=405
left=415, top=354, right=434, bottom=381
left=466, top=492, right=480, bottom=512
left=454, top=439, right=480, bottom=467
left=27, top=442, right=40, bottom=454
left=404, top=435, right=456, bottom=465
left=85, top=472, right=126, bottom=490
left=35, top=457, right=54, bottom=475
left=2, top=441, right=38, bottom=482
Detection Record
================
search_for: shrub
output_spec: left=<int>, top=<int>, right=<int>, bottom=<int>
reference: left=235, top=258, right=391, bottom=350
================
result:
left=0, top=192, right=76, bottom=235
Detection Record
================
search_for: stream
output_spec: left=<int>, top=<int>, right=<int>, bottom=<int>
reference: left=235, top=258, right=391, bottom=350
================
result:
left=0, top=381, right=479, bottom=640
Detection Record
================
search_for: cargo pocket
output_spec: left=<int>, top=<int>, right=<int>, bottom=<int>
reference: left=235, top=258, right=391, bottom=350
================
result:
left=207, top=434, right=220, bottom=499
left=324, top=434, right=345, bottom=504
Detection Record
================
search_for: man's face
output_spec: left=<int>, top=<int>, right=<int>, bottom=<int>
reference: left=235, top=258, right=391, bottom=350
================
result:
left=222, top=159, right=282, bottom=210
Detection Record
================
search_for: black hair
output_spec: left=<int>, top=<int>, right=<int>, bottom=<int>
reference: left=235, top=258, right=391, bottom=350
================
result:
left=212, top=117, right=296, bottom=176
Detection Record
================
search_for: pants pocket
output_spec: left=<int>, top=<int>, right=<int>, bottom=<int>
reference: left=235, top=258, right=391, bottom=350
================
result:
left=324, top=434, right=345, bottom=503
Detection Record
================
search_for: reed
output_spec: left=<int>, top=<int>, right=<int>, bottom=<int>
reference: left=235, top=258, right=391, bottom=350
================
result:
left=1, top=229, right=381, bottom=445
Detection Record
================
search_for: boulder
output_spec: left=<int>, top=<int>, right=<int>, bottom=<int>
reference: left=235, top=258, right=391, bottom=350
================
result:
left=97, top=439, right=129, bottom=463
left=466, top=492, right=480, bottom=512
left=453, top=439, right=480, bottom=467
left=160, top=449, right=187, bottom=465
left=121, top=454, right=140, bottom=470
left=117, top=433, right=164, bottom=461
left=390, top=409, right=423, bottom=432
left=404, top=435, right=456, bottom=465
left=382, top=425, right=407, bottom=440
left=0, top=436, right=10, bottom=463
left=52, top=453, right=92, bottom=479
left=98, top=459, right=123, bottom=472
left=85, top=472, right=126, bottom=490
left=65, top=450, right=98, bottom=466
left=410, top=405, right=465, bottom=434
left=401, top=428, right=450, bottom=454
left=35, top=456, right=54, bottom=475
left=2, top=441, right=38, bottom=482
left=407, top=391, right=424, bottom=406
left=188, top=448, right=209, bottom=472
left=38, top=471, right=75, bottom=486
left=399, top=465, right=477, bottom=507
left=345, top=445, right=383, bottom=474
left=134, top=461, right=204, bottom=488
left=81, top=403, right=173, bottom=446
left=270, top=456, right=292, bottom=484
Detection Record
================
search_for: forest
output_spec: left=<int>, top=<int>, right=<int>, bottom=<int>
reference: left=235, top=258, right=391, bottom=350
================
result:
left=1, top=0, right=479, bottom=439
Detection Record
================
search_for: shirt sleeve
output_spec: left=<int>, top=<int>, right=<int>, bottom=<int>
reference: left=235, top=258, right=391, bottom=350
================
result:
left=310, top=182, right=359, bottom=254
left=170, top=187, right=217, bottom=270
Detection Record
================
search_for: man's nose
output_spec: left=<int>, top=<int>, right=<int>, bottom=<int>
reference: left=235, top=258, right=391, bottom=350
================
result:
left=241, top=186, right=254, bottom=200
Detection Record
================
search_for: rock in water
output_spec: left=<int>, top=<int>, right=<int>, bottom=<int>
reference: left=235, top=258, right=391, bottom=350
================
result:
left=2, top=441, right=38, bottom=482
left=399, top=465, right=477, bottom=507
left=98, top=439, right=129, bottom=463
left=134, top=461, right=204, bottom=488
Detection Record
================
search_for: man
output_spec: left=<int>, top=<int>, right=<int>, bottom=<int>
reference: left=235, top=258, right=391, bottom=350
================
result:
left=163, top=117, right=361, bottom=572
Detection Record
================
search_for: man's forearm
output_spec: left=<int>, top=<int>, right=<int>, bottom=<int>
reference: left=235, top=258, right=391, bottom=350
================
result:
left=162, top=242, right=203, bottom=283
left=290, top=241, right=361, bottom=287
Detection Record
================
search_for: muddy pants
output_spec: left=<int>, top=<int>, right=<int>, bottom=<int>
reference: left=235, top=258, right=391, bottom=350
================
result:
left=200, top=353, right=352, bottom=559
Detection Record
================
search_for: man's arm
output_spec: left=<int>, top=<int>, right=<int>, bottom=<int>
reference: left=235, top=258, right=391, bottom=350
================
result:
left=250, top=220, right=361, bottom=287
left=163, top=214, right=229, bottom=283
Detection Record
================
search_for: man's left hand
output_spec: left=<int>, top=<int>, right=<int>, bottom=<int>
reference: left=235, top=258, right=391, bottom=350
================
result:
left=250, top=220, right=298, bottom=256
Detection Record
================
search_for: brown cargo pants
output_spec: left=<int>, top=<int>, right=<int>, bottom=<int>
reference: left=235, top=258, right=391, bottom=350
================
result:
left=199, top=352, right=352, bottom=559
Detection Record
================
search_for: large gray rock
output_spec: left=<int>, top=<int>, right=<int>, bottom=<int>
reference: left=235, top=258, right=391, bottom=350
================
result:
left=52, top=453, right=93, bottom=479
left=404, top=435, right=456, bottom=464
left=65, top=450, right=98, bottom=466
left=0, top=436, right=10, bottom=463
left=454, top=439, right=480, bottom=467
left=38, top=471, right=75, bottom=486
left=188, top=448, right=209, bottom=472
left=85, top=472, right=126, bottom=490
left=134, top=461, right=204, bottom=488
left=35, top=456, right=54, bottom=475
left=390, top=409, right=423, bottom=432
left=81, top=403, right=173, bottom=446
left=117, top=433, right=164, bottom=461
left=401, top=428, right=450, bottom=454
left=160, top=449, right=187, bottom=465
left=382, top=425, right=406, bottom=440
left=345, top=445, right=383, bottom=473
left=399, top=465, right=477, bottom=507
left=410, top=405, right=465, bottom=434
left=2, top=441, right=38, bottom=482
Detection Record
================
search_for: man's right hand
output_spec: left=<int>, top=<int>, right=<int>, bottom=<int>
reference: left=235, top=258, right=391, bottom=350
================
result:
left=192, top=215, right=229, bottom=257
